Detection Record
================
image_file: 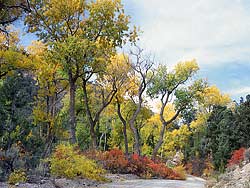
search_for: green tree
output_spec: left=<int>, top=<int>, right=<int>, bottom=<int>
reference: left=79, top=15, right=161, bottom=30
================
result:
left=147, top=60, right=199, bottom=158
left=205, top=106, right=238, bottom=171
left=234, top=95, right=250, bottom=147
left=0, top=72, right=43, bottom=179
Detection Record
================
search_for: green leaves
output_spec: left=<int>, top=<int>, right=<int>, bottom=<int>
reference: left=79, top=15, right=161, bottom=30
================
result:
left=174, top=88, right=193, bottom=110
left=148, top=60, right=199, bottom=99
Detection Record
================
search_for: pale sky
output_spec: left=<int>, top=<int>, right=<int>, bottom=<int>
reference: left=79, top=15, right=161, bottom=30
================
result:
left=124, top=0, right=250, bottom=101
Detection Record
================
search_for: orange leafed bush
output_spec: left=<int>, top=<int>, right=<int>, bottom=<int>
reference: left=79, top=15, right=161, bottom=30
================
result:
left=148, top=162, right=174, bottom=179
left=227, top=147, right=246, bottom=167
left=128, top=154, right=184, bottom=179
left=185, top=157, right=206, bottom=176
left=86, top=149, right=185, bottom=180
left=102, top=149, right=129, bottom=173
left=128, top=154, right=154, bottom=178
left=202, top=158, right=214, bottom=177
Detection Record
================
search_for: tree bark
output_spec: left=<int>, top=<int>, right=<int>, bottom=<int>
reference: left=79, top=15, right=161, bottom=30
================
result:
left=116, top=98, right=129, bottom=156
left=152, top=122, right=167, bottom=159
left=129, top=101, right=142, bottom=155
left=90, top=123, right=97, bottom=149
left=128, top=76, right=146, bottom=156
left=82, top=78, right=117, bottom=149
left=69, top=76, right=76, bottom=144
left=82, top=80, right=97, bottom=149
left=152, top=96, right=183, bottom=159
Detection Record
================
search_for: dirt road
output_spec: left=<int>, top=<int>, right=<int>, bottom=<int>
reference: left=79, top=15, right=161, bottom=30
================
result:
left=100, top=175, right=206, bottom=188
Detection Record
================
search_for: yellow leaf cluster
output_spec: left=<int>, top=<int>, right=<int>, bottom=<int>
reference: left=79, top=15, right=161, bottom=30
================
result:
left=203, top=85, right=231, bottom=106
left=43, top=0, right=85, bottom=22
left=49, top=144, right=106, bottom=181
left=175, top=59, right=199, bottom=80
left=163, top=125, right=191, bottom=158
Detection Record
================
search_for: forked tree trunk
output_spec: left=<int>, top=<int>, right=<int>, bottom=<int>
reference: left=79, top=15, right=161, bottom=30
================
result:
left=152, top=103, right=182, bottom=159
left=82, top=78, right=117, bottom=150
left=152, top=123, right=167, bottom=159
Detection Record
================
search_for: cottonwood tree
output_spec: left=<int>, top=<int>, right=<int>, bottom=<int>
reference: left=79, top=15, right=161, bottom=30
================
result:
left=25, top=0, right=137, bottom=143
left=81, top=54, right=131, bottom=149
left=111, top=54, right=134, bottom=156
left=147, top=60, right=200, bottom=158
left=126, top=47, right=154, bottom=155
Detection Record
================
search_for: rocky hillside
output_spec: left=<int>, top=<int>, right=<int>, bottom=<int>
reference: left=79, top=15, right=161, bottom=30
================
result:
left=208, top=163, right=250, bottom=188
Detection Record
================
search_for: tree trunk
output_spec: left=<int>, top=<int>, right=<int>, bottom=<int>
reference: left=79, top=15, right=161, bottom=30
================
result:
left=152, top=123, right=166, bottom=159
left=128, top=99, right=143, bottom=156
left=90, top=123, right=97, bottom=149
left=69, top=80, right=76, bottom=144
left=82, top=80, right=97, bottom=149
left=117, top=99, right=129, bottom=156
left=152, top=104, right=182, bottom=159
left=82, top=78, right=117, bottom=150
left=123, top=123, right=129, bottom=156
left=129, top=121, right=141, bottom=155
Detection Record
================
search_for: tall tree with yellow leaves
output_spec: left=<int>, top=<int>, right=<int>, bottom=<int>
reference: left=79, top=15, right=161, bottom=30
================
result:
left=28, top=41, right=67, bottom=158
left=127, top=47, right=154, bottom=155
left=25, top=0, right=137, bottom=143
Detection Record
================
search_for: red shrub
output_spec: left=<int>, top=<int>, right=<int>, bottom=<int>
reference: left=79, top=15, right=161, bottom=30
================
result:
left=128, top=154, right=181, bottom=179
left=85, top=149, right=184, bottom=179
left=227, top=147, right=246, bottom=167
left=102, top=149, right=129, bottom=173
left=127, top=154, right=153, bottom=177
left=147, top=162, right=174, bottom=179
left=83, top=150, right=103, bottom=161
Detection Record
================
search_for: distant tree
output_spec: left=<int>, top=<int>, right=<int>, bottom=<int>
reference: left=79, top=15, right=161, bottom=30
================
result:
left=234, top=95, right=250, bottom=148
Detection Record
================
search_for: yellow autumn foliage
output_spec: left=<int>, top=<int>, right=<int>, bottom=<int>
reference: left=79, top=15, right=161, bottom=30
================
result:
left=163, top=125, right=191, bottom=158
left=200, top=85, right=231, bottom=111
left=8, top=169, right=27, bottom=185
left=0, top=30, right=33, bottom=78
left=49, top=144, right=106, bottom=181
left=190, top=113, right=209, bottom=131
left=175, top=59, right=199, bottom=80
